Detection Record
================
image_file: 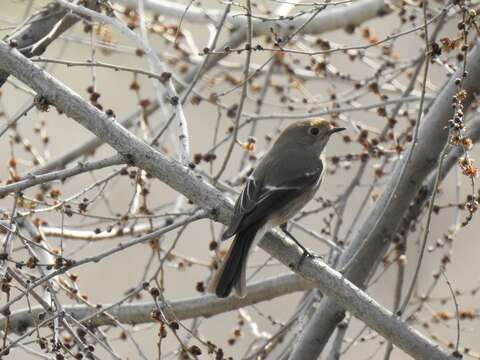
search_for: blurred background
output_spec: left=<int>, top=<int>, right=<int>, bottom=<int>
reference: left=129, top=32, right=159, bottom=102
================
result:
left=1, top=0, right=479, bottom=359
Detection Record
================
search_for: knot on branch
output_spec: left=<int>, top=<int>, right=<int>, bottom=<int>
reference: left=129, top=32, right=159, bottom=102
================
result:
left=34, top=95, right=51, bottom=112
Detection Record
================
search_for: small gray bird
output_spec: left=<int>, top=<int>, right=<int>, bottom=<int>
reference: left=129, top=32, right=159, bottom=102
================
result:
left=209, top=119, right=345, bottom=298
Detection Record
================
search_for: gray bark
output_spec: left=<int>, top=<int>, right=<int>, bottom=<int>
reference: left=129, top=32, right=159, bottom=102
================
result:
left=0, top=39, right=459, bottom=360
left=288, top=41, right=480, bottom=360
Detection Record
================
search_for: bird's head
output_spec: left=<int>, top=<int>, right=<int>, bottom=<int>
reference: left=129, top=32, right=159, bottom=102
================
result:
left=273, top=119, right=345, bottom=155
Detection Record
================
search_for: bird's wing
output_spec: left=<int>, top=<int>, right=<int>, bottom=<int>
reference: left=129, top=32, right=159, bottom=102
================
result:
left=222, top=164, right=323, bottom=239
left=222, top=176, right=261, bottom=239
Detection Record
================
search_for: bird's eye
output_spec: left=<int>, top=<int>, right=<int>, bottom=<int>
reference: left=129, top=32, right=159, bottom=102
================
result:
left=309, top=127, right=320, bottom=136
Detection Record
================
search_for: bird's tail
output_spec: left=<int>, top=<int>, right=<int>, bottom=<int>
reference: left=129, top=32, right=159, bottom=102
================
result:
left=208, top=225, right=260, bottom=298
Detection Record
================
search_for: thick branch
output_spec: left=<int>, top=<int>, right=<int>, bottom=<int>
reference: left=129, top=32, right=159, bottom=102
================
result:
left=288, top=41, right=480, bottom=360
left=0, top=1, right=99, bottom=87
left=0, top=40, right=455, bottom=360
left=397, top=116, right=480, bottom=237
left=0, top=41, right=232, bottom=224
left=114, top=0, right=390, bottom=35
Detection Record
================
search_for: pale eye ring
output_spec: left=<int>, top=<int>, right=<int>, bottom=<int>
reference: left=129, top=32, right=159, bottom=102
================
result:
left=309, top=127, right=320, bottom=136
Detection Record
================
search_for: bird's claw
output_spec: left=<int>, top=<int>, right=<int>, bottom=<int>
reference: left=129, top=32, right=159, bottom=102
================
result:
left=294, top=248, right=319, bottom=270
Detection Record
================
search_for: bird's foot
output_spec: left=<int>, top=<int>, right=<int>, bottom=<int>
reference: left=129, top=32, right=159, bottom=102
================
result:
left=294, top=248, right=319, bottom=270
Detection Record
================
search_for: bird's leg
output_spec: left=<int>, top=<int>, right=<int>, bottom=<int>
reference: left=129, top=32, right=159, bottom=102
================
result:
left=280, top=223, right=314, bottom=269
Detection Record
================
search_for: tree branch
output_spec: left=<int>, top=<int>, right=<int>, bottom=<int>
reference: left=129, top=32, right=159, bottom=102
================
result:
left=114, top=0, right=391, bottom=35
left=288, top=41, right=480, bottom=360
left=0, top=155, right=125, bottom=197
left=0, top=40, right=233, bottom=223
left=0, top=39, right=457, bottom=360
left=0, top=1, right=100, bottom=87
left=2, top=273, right=312, bottom=333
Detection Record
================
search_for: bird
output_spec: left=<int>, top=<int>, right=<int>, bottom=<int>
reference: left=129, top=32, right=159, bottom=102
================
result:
left=208, top=119, right=345, bottom=298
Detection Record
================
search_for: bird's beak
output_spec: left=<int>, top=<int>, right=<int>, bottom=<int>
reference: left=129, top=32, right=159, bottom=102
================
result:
left=328, top=127, right=346, bottom=135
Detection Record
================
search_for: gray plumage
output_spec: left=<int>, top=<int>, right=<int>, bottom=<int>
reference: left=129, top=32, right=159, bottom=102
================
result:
left=209, top=119, right=345, bottom=298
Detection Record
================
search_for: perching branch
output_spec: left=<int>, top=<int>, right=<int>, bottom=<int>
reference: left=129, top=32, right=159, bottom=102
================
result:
left=288, top=40, right=480, bottom=360
left=0, top=39, right=458, bottom=360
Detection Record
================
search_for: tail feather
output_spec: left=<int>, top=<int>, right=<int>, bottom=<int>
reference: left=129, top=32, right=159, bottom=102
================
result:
left=208, top=225, right=259, bottom=298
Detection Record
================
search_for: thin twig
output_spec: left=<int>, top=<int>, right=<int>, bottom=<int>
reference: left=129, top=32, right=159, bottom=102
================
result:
left=214, top=0, right=253, bottom=181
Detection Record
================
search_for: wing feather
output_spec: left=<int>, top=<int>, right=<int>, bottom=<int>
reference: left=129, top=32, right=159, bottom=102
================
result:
left=222, top=164, right=322, bottom=240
